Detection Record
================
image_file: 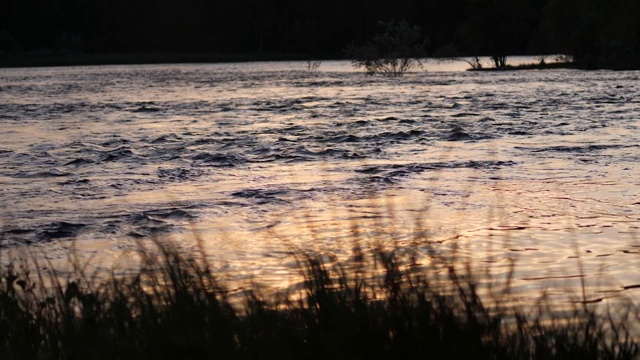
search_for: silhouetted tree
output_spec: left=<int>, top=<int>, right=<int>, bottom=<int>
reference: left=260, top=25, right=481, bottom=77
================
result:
left=5, top=0, right=639, bottom=70
left=0, top=30, right=21, bottom=54
left=536, top=0, right=640, bottom=69
left=345, top=20, right=428, bottom=76
left=461, top=0, right=534, bottom=68
left=419, top=0, right=469, bottom=55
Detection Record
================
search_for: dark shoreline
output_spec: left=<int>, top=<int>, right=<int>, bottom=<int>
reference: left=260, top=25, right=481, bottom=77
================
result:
left=467, top=61, right=579, bottom=71
left=467, top=60, right=640, bottom=71
left=2, top=52, right=636, bottom=72
left=0, top=52, right=331, bottom=69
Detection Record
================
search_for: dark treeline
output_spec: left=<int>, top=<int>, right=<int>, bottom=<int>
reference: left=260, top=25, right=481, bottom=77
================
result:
left=1, top=0, right=640, bottom=68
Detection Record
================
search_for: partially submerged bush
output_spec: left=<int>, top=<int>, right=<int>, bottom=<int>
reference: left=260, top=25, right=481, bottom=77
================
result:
left=345, top=20, right=428, bottom=77
left=306, top=60, right=321, bottom=71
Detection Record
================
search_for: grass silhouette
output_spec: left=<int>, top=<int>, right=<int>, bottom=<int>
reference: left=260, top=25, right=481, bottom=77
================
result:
left=0, top=234, right=638, bottom=360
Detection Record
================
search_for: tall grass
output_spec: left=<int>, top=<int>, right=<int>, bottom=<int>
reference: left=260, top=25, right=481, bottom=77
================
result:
left=0, top=237, right=638, bottom=359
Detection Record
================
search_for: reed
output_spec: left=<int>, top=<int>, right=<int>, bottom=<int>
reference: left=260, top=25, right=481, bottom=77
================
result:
left=0, top=237, right=638, bottom=359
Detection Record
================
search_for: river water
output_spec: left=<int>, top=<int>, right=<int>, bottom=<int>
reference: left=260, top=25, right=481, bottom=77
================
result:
left=1, top=59, right=639, bottom=305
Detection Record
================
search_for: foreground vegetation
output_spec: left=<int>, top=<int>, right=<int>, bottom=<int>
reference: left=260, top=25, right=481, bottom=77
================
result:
left=0, top=238, right=638, bottom=360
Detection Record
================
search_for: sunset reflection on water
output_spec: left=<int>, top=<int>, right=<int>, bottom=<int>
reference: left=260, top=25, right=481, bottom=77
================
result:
left=1, top=60, right=639, bottom=309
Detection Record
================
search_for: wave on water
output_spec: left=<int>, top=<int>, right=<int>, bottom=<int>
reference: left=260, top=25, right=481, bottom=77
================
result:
left=1, top=63, right=640, bottom=301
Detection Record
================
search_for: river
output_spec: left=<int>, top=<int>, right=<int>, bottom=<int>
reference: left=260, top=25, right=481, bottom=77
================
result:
left=1, top=58, right=639, bottom=305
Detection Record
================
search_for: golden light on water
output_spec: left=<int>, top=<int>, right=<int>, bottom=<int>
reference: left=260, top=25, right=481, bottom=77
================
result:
left=1, top=61, right=640, bottom=313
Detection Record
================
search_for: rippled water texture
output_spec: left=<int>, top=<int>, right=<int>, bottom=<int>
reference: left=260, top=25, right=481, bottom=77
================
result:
left=1, top=60, right=639, bottom=302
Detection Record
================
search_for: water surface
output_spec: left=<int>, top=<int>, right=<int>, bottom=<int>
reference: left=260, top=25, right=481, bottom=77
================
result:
left=1, top=60, right=639, bottom=304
